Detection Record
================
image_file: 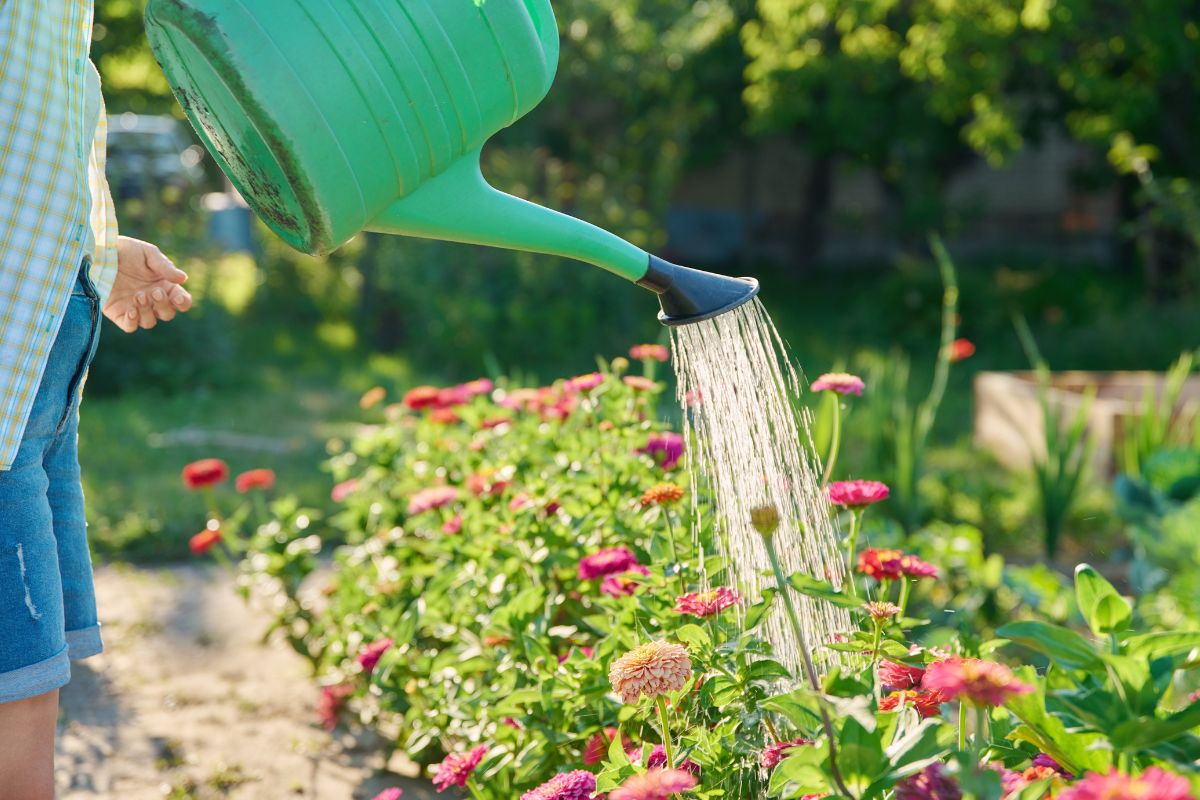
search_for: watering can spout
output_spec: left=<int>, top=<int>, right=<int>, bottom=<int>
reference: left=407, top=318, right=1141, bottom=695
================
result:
left=636, top=256, right=760, bottom=326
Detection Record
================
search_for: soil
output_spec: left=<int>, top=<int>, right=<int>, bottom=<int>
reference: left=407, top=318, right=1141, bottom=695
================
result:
left=55, top=564, right=438, bottom=800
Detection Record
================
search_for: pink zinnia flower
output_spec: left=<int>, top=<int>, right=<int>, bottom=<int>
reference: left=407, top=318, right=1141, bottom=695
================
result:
left=637, top=433, right=685, bottom=470
left=895, top=764, right=962, bottom=800
left=985, top=763, right=1026, bottom=798
left=584, top=728, right=630, bottom=765
left=760, top=737, right=811, bottom=770
left=481, top=416, right=512, bottom=430
left=644, top=744, right=700, bottom=774
left=922, top=658, right=1033, bottom=706
left=579, top=546, right=640, bottom=580
left=442, top=515, right=463, bottom=535
left=1059, top=769, right=1194, bottom=800
left=463, top=378, right=494, bottom=397
left=432, top=745, right=487, bottom=792
left=878, top=661, right=926, bottom=691
left=371, top=790, right=404, bottom=800
left=317, top=683, right=353, bottom=731
left=407, top=486, right=458, bottom=515
left=609, top=641, right=692, bottom=704
left=856, top=548, right=939, bottom=580
left=331, top=478, right=360, bottom=503
left=630, top=344, right=670, bottom=362
left=610, top=769, right=698, bottom=800
left=520, top=770, right=597, bottom=800
left=811, top=372, right=865, bottom=396
left=828, top=480, right=890, bottom=508
left=674, top=587, right=741, bottom=618
left=623, top=375, right=658, bottom=392
left=601, top=565, right=650, bottom=597
left=358, top=638, right=393, bottom=675
left=509, top=493, right=534, bottom=511
left=568, top=372, right=605, bottom=392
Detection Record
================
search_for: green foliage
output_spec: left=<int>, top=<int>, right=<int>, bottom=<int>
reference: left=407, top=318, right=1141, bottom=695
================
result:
left=1120, top=352, right=1198, bottom=477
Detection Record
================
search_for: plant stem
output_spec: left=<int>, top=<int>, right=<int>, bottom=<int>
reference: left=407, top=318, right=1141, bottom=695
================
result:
left=957, top=703, right=967, bottom=752
left=897, top=578, right=912, bottom=619
left=655, top=695, right=675, bottom=770
left=764, top=536, right=856, bottom=800
left=845, top=511, right=863, bottom=595
left=973, top=704, right=989, bottom=761
left=664, top=511, right=686, bottom=595
left=869, top=620, right=883, bottom=672
left=764, top=715, right=783, bottom=743
left=822, top=397, right=843, bottom=485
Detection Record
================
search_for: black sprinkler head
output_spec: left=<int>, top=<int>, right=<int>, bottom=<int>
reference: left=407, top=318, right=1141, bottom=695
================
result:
left=636, top=255, right=760, bottom=326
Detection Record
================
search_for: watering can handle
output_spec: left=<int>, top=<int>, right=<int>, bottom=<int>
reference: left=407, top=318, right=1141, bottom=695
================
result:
left=524, top=0, right=561, bottom=84
left=367, top=149, right=649, bottom=282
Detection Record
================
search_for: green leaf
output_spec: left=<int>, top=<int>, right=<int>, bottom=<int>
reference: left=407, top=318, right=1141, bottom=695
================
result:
left=885, top=719, right=947, bottom=772
left=675, top=623, right=711, bottom=651
left=787, top=572, right=864, bottom=610
left=745, top=589, right=776, bottom=631
left=748, top=659, right=794, bottom=683
left=1004, top=666, right=1112, bottom=775
left=1109, top=700, right=1200, bottom=750
left=995, top=620, right=1103, bottom=671
left=1123, top=631, right=1200, bottom=660
left=1075, top=564, right=1132, bottom=636
left=838, top=718, right=888, bottom=792
left=768, top=740, right=830, bottom=799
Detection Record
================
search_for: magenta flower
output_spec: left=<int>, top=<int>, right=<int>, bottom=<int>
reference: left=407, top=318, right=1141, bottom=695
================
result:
left=644, top=744, right=700, bottom=774
left=895, top=764, right=962, bottom=800
left=637, top=432, right=685, bottom=471
left=407, top=486, right=458, bottom=515
left=1059, top=769, right=1194, bottom=800
left=568, top=372, right=605, bottom=392
left=509, top=493, right=534, bottom=511
left=432, top=745, right=487, bottom=792
left=371, top=790, right=404, bottom=800
left=610, top=769, right=698, bottom=800
left=578, top=546, right=640, bottom=580
left=760, top=737, right=811, bottom=770
left=922, top=658, right=1033, bottom=707
left=357, top=638, right=393, bottom=675
left=317, top=683, right=353, bottom=731
left=828, top=480, right=890, bottom=508
left=442, top=515, right=463, bottom=535
left=1031, top=754, right=1072, bottom=778
left=520, top=770, right=597, bottom=800
left=811, top=372, right=865, bottom=396
left=331, top=478, right=360, bottom=503
left=462, top=378, right=494, bottom=397
left=878, top=661, right=926, bottom=691
left=674, top=587, right=741, bottom=618
left=601, top=565, right=650, bottom=597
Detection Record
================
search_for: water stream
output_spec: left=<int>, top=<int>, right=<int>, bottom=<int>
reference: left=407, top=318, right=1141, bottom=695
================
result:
left=671, top=299, right=850, bottom=677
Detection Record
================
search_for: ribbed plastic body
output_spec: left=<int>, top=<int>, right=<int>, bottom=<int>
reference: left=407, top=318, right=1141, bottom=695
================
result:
left=145, top=0, right=561, bottom=256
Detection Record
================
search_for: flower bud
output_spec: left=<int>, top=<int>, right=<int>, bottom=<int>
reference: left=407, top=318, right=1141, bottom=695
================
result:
left=750, top=504, right=780, bottom=537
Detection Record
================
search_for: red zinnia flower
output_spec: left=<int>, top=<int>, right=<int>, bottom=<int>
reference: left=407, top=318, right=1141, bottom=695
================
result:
left=630, top=344, right=670, bottom=362
left=182, top=458, right=228, bottom=490
left=430, top=407, right=461, bottom=425
left=403, top=385, right=441, bottom=410
left=878, top=689, right=945, bottom=719
left=949, top=338, right=975, bottom=363
left=235, top=468, right=275, bottom=493
left=856, top=548, right=939, bottom=580
left=878, top=661, right=926, bottom=691
left=922, top=657, right=1033, bottom=707
left=432, top=745, right=487, bottom=792
left=828, top=480, right=890, bottom=508
left=189, top=529, right=222, bottom=555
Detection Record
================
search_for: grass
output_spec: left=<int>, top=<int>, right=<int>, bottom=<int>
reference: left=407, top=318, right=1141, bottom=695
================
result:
left=79, top=251, right=1199, bottom=562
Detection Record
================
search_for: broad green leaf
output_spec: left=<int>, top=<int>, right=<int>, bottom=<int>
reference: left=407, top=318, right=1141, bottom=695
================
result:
left=996, top=620, right=1103, bottom=671
left=748, top=658, right=794, bottom=683
left=763, top=690, right=822, bottom=729
left=769, top=740, right=830, bottom=799
left=1004, top=666, right=1112, bottom=774
left=1109, top=700, right=1200, bottom=750
left=1075, top=564, right=1132, bottom=636
left=745, top=590, right=776, bottom=631
left=787, top=572, right=864, bottom=610
left=675, top=623, right=711, bottom=650
left=885, top=719, right=947, bottom=772
left=839, top=718, right=888, bottom=793
left=1124, top=631, right=1200, bottom=660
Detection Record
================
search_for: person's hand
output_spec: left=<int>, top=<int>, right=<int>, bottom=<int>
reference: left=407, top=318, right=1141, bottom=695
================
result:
left=103, top=236, right=193, bottom=332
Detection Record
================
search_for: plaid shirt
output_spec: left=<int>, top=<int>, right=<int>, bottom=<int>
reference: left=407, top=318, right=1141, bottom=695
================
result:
left=0, top=0, right=118, bottom=471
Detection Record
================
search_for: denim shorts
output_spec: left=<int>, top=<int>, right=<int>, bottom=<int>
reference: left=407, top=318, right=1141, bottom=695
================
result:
left=0, top=259, right=104, bottom=704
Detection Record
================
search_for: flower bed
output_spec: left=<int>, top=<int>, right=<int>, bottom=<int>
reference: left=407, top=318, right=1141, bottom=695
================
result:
left=186, top=352, right=1200, bottom=800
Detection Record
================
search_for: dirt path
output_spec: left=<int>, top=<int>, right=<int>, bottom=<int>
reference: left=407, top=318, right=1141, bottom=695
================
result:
left=55, top=564, right=437, bottom=800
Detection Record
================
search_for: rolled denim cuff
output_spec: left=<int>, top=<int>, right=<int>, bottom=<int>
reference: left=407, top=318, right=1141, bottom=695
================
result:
left=66, top=624, right=104, bottom=660
left=0, top=646, right=70, bottom=704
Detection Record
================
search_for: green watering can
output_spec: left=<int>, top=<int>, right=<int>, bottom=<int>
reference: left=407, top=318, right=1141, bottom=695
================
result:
left=144, top=0, right=757, bottom=325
